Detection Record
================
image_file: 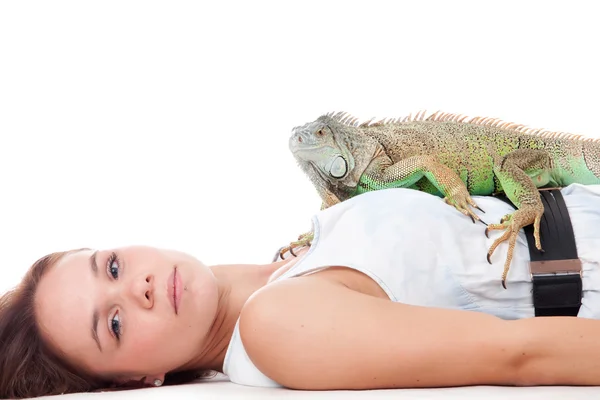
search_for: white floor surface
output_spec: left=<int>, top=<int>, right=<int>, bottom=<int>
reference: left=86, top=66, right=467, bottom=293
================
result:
left=32, top=374, right=600, bottom=400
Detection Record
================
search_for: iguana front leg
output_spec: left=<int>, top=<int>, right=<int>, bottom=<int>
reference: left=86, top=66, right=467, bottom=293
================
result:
left=485, top=149, right=551, bottom=288
left=359, top=155, right=485, bottom=223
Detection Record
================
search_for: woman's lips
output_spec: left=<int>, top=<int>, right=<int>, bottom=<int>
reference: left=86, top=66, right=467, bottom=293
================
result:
left=167, top=266, right=182, bottom=314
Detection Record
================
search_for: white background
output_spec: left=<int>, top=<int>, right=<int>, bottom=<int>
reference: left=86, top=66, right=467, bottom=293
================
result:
left=1, top=0, right=599, bottom=294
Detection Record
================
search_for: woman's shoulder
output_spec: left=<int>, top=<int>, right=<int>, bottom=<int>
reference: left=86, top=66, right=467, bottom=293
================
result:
left=237, top=275, right=350, bottom=388
left=241, top=271, right=344, bottom=335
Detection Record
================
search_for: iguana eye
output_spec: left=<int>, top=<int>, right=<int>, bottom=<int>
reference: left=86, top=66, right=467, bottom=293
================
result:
left=316, top=129, right=324, bottom=136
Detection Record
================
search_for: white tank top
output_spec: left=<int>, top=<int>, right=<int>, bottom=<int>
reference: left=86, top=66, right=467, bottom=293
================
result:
left=223, top=184, right=600, bottom=387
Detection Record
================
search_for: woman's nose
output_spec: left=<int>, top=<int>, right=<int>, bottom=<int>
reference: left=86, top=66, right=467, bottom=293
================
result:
left=130, top=274, right=155, bottom=309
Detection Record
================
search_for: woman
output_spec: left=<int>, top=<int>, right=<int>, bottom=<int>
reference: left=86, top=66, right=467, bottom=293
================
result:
left=3, top=183, right=600, bottom=399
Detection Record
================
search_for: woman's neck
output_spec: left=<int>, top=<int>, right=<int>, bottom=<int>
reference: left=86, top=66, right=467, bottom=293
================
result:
left=177, top=257, right=292, bottom=373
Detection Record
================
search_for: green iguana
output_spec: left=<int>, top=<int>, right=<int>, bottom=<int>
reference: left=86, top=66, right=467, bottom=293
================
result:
left=280, top=110, right=600, bottom=288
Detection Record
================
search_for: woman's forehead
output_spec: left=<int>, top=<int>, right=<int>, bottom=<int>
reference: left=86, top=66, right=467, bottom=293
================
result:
left=34, top=249, right=99, bottom=362
left=56, top=249, right=95, bottom=268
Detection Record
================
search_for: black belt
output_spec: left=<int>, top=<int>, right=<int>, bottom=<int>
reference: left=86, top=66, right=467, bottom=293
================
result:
left=495, top=189, right=582, bottom=317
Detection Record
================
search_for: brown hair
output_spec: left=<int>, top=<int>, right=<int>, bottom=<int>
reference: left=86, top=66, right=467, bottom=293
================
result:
left=0, top=250, right=210, bottom=399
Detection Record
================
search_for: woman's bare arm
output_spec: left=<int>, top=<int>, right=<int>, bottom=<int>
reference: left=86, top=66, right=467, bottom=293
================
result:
left=239, top=276, right=600, bottom=389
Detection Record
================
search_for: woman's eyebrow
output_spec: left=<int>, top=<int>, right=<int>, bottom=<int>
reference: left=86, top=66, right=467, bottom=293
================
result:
left=92, top=310, right=102, bottom=352
left=90, top=250, right=98, bottom=276
left=89, top=251, right=103, bottom=352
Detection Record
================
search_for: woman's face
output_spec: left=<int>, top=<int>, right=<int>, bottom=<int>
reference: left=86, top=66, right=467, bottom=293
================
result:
left=34, top=245, right=219, bottom=383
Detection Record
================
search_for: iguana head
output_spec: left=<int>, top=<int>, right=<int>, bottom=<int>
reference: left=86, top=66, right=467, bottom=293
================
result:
left=289, top=113, right=381, bottom=191
left=289, top=119, right=353, bottom=182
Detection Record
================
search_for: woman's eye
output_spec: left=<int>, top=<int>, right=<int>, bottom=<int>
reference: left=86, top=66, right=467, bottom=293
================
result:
left=109, top=261, right=119, bottom=279
left=111, top=312, right=121, bottom=339
left=107, top=253, right=119, bottom=280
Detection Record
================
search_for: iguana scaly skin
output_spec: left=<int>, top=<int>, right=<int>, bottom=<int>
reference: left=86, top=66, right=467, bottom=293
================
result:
left=282, top=110, right=600, bottom=288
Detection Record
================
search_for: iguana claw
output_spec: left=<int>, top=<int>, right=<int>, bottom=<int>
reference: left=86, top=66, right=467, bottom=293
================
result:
left=272, top=246, right=286, bottom=262
left=277, top=231, right=314, bottom=261
left=484, top=206, right=544, bottom=288
left=443, top=191, right=486, bottom=225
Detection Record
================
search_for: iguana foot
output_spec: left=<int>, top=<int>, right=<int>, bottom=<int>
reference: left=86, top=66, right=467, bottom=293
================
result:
left=443, top=187, right=486, bottom=225
left=484, top=207, right=543, bottom=289
left=277, top=231, right=314, bottom=261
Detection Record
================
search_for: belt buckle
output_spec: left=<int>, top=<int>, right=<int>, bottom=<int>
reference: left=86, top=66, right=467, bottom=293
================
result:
left=529, top=259, right=582, bottom=279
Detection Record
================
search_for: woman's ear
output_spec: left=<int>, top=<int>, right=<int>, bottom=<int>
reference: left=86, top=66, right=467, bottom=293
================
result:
left=93, top=377, right=146, bottom=393
left=114, top=376, right=148, bottom=389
